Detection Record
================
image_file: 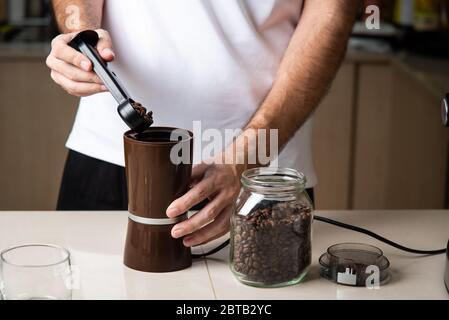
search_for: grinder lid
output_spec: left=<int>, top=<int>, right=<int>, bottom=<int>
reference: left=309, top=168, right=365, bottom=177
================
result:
left=319, top=243, right=390, bottom=287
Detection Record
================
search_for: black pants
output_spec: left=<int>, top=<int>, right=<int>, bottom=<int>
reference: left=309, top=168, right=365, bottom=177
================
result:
left=57, top=150, right=314, bottom=210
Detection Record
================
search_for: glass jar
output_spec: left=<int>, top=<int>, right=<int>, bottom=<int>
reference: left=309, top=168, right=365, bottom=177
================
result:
left=230, top=168, right=313, bottom=287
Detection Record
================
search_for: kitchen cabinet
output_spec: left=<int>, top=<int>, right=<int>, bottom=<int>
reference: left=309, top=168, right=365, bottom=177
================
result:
left=385, top=63, right=448, bottom=208
left=313, top=53, right=449, bottom=210
left=0, top=56, right=78, bottom=210
left=352, top=64, right=393, bottom=209
left=312, top=63, right=355, bottom=209
left=351, top=60, right=449, bottom=209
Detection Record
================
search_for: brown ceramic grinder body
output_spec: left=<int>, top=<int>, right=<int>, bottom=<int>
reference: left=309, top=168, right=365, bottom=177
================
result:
left=123, top=127, right=193, bottom=272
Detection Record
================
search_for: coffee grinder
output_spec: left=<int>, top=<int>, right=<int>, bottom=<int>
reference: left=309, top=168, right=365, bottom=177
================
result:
left=123, top=127, right=193, bottom=272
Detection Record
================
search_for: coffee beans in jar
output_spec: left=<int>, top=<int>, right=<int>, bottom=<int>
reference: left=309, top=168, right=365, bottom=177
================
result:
left=230, top=168, right=313, bottom=287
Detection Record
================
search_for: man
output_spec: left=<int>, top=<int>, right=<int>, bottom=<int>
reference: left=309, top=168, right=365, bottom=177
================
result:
left=47, top=0, right=359, bottom=247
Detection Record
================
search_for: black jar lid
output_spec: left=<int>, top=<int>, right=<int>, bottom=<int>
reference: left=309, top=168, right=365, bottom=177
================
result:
left=319, top=243, right=390, bottom=287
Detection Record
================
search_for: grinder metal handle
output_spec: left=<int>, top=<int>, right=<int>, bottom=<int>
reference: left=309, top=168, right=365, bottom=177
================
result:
left=68, top=30, right=130, bottom=105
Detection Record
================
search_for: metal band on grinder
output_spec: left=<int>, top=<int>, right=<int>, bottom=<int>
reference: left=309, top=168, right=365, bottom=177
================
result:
left=128, top=212, right=187, bottom=225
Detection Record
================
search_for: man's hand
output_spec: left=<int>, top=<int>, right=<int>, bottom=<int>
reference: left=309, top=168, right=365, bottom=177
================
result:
left=166, top=159, right=244, bottom=247
left=46, top=29, right=114, bottom=97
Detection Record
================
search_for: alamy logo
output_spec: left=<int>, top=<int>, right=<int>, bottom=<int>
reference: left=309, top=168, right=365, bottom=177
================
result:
left=365, top=5, right=380, bottom=30
left=169, top=121, right=279, bottom=166
left=65, top=5, right=81, bottom=31
left=365, top=265, right=380, bottom=289
left=336, top=265, right=380, bottom=289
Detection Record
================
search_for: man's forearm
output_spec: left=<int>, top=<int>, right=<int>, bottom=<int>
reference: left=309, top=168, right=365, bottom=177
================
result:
left=231, top=0, right=359, bottom=168
left=52, top=0, right=104, bottom=33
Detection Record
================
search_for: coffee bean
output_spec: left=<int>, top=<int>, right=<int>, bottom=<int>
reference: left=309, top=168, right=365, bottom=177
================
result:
left=231, top=200, right=312, bottom=285
left=131, top=101, right=153, bottom=127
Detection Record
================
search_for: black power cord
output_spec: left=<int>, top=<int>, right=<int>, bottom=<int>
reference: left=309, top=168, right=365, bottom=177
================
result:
left=192, top=214, right=447, bottom=258
left=314, top=215, right=447, bottom=255
left=192, top=240, right=230, bottom=258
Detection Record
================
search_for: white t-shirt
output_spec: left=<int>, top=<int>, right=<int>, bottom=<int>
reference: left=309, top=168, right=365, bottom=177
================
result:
left=66, top=0, right=317, bottom=187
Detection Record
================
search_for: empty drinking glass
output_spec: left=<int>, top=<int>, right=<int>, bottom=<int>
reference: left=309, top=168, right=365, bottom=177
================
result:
left=0, top=244, right=73, bottom=300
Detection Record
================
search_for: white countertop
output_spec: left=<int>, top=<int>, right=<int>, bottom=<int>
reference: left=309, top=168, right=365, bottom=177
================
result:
left=0, top=210, right=448, bottom=300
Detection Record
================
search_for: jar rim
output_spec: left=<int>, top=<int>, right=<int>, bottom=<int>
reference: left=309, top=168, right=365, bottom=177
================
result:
left=0, top=243, right=70, bottom=268
left=241, top=167, right=306, bottom=193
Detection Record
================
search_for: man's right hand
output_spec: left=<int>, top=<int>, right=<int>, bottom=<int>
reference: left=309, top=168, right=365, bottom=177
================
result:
left=46, top=29, right=114, bottom=97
